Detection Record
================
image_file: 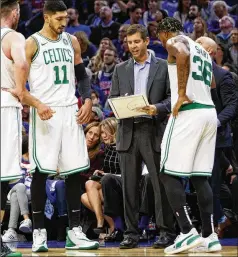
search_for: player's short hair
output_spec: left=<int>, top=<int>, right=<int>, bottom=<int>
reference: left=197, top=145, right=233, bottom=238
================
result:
left=157, top=17, right=183, bottom=33
left=43, top=0, right=67, bottom=14
left=0, top=0, right=19, bottom=17
left=126, top=24, right=148, bottom=41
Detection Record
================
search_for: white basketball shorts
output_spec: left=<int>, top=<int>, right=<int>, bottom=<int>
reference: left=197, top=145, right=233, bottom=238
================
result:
left=29, top=104, right=90, bottom=176
left=1, top=107, right=22, bottom=181
left=160, top=107, right=217, bottom=177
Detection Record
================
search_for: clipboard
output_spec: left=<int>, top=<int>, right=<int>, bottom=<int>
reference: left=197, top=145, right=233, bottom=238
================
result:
left=108, top=94, right=149, bottom=119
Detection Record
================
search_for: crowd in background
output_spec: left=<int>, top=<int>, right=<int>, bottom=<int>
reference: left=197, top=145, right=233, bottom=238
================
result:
left=1, top=0, right=238, bottom=244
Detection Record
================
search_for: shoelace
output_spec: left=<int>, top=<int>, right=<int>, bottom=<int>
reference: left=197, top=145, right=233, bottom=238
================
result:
left=34, top=229, right=45, bottom=244
left=74, top=227, right=87, bottom=239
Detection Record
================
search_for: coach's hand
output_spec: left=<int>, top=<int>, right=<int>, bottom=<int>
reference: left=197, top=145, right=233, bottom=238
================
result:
left=136, top=105, right=157, bottom=115
left=76, top=99, right=92, bottom=125
left=37, top=103, right=55, bottom=120
left=172, top=95, right=192, bottom=117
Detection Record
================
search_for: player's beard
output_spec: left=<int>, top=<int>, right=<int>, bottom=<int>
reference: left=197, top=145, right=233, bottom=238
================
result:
left=49, top=22, right=62, bottom=35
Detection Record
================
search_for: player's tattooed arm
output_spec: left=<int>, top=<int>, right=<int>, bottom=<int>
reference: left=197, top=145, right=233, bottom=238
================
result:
left=166, top=36, right=192, bottom=116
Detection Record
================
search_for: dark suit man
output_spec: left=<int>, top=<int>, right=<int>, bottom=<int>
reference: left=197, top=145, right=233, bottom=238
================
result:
left=197, top=37, right=238, bottom=233
left=109, top=24, right=175, bottom=249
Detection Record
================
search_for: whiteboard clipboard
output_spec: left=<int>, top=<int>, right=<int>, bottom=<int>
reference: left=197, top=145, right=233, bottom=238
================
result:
left=108, top=94, right=149, bottom=119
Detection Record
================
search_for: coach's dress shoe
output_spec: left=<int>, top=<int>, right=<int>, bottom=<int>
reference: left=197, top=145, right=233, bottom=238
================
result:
left=152, top=231, right=175, bottom=249
left=119, top=237, right=138, bottom=249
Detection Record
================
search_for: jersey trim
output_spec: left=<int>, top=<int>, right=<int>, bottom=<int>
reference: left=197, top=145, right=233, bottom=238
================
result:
left=32, top=108, right=57, bottom=174
left=59, top=160, right=90, bottom=176
left=179, top=102, right=215, bottom=112
left=160, top=117, right=176, bottom=172
left=65, top=32, right=74, bottom=52
left=164, top=169, right=212, bottom=177
left=36, top=32, right=62, bottom=43
left=1, top=174, right=23, bottom=182
left=1, top=29, right=13, bottom=41
left=31, top=35, right=40, bottom=62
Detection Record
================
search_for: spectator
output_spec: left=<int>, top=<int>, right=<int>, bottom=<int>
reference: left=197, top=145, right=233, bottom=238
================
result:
left=183, top=4, right=200, bottom=34
left=90, top=106, right=104, bottom=122
left=91, top=90, right=102, bottom=109
left=173, top=0, right=191, bottom=26
left=95, top=47, right=118, bottom=100
left=208, top=0, right=229, bottom=34
left=147, top=21, right=168, bottom=59
left=124, top=5, right=144, bottom=25
left=159, top=0, right=178, bottom=17
left=88, top=38, right=116, bottom=74
left=113, top=24, right=130, bottom=58
left=214, top=43, right=230, bottom=67
left=189, top=17, right=216, bottom=41
left=90, top=6, right=121, bottom=46
left=143, top=0, right=160, bottom=27
left=227, top=28, right=238, bottom=74
left=119, top=36, right=132, bottom=61
left=66, top=8, right=91, bottom=37
left=74, top=31, right=97, bottom=67
left=216, top=16, right=235, bottom=51
left=81, top=118, right=120, bottom=236
left=86, top=0, right=108, bottom=27
left=197, top=0, right=217, bottom=22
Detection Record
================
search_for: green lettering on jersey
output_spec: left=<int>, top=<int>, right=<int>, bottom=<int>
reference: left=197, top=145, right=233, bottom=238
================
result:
left=48, top=49, right=55, bottom=63
left=56, top=48, right=62, bottom=62
left=53, top=49, right=60, bottom=62
left=192, top=55, right=212, bottom=87
left=53, top=65, right=69, bottom=85
left=43, top=51, right=50, bottom=65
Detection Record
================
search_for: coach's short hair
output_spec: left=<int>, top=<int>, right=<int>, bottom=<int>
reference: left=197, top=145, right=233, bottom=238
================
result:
left=0, top=0, right=19, bottom=17
left=126, top=24, right=148, bottom=41
left=43, top=0, right=67, bottom=14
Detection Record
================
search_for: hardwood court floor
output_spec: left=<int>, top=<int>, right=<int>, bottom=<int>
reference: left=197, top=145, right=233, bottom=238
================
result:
left=19, top=246, right=237, bottom=256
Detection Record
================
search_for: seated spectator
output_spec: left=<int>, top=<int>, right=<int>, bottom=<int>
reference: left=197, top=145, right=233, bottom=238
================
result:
left=124, top=5, right=144, bottom=25
left=183, top=4, right=200, bottom=34
left=227, top=28, right=238, bottom=73
left=113, top=24, right=130, bottom=58
left=66, top=8, right=91, bottom=37
left=119, top=36, right=132, bottom=61
left=147, top=21, right=168, bottom=59
left=214, top=43, right=231, bottom=67
left=90, top=6, right=121, bottom=46
left=216, top=16, right=235, bottom=51
left=94, top=47, right=118, bottom=101
left=143, top=0, right=160, bottom=27
left=90, top=106, right=104, bottom=122
left=207, top=0, right=229, bottom=34
left=197, top=0, right=217, bottom=22
left=74, top=31, right=97, bottom=67
left=85, top=0, right=108, bottom=27
left=81, top=118, right=120, bottom=236
left=159, top=0, right=178, bottom=17
left=2, top=136, right=32, bottom=243
left=88, top=37, right=116, bottom=73
left=173, top=0, right=191, bottom=26
left=189, top=17, right=216, bottom=41
left=91, top=90, right=103, bottom=109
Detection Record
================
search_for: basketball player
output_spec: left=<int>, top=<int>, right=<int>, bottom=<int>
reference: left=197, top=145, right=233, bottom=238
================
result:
left=1, top=0, right=53, bottom=256
left=155, top=17, right=222, bottom=254
left=25, top=0, right=99, bottom=252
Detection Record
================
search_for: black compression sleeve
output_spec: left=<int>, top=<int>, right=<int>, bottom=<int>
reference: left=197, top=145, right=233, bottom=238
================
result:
left=75, top=63, right=91, bottom=100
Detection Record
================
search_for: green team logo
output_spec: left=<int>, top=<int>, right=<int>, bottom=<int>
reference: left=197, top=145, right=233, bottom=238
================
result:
left=63, top=38, right=68, bottom=45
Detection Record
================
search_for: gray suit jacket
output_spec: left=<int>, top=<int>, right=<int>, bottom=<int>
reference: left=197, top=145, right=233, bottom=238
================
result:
left=109, top=55, right=171, bottom=152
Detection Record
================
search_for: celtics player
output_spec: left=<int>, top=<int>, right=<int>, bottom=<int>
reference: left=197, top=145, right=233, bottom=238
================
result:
left=156, top=18, right=222, bottom=254
left=1, top=0, right=53, bottom=256
left=26, top=0, right=99, bottom=252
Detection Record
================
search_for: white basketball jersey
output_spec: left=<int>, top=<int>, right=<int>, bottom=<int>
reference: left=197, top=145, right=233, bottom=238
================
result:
left=1, top=28, right=21, bottom=108
left=168, top=35, right=214, bottom=108
left=28, top=32, right=77, bottom=106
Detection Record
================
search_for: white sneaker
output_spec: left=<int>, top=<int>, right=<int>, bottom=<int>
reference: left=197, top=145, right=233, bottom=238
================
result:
left=65, top=226, right=99, bottom=250
left=32, top=228, right=48, bottom=252
left=19, top=219, right=32, bottom=233
left=189, top=233, right=222, bottom=253
left=2, top=229, right=18, bottom=242
left=164, top=228, right=202, bottom=254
